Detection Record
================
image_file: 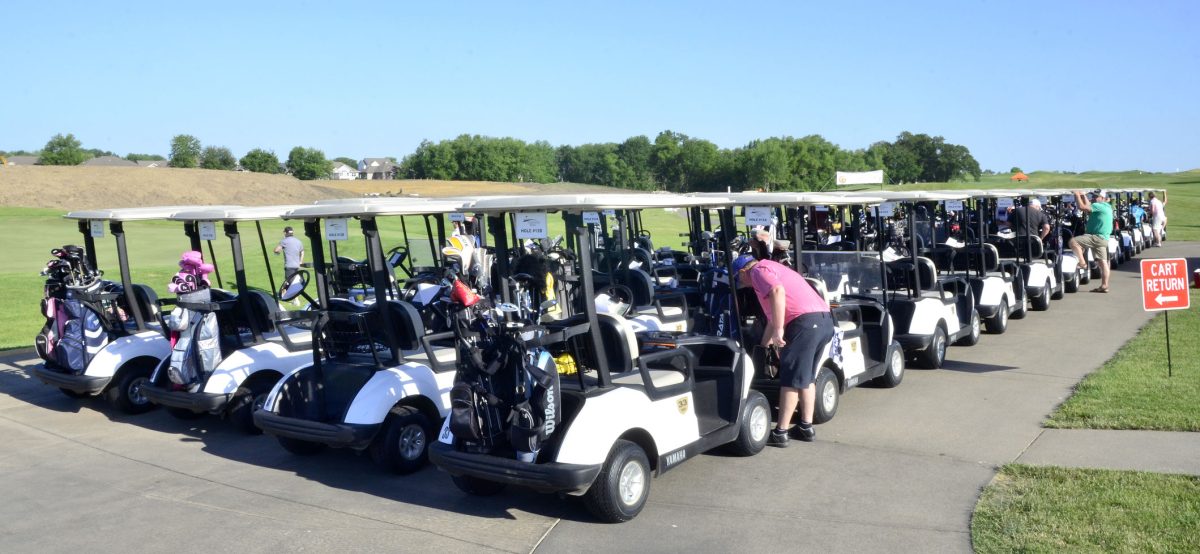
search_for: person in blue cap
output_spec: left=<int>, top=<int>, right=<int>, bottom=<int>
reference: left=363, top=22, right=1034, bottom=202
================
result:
left=733, top=253, right=834, bottom=447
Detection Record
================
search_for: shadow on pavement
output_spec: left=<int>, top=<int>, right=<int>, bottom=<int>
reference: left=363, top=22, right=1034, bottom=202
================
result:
left=939, top=359, right=1018, bottom=374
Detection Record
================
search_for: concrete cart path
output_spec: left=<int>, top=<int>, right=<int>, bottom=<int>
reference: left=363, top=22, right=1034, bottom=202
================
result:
left=1017, top=429, right=1200, bottom=476
left=0, top=242, right=1195, bottom=554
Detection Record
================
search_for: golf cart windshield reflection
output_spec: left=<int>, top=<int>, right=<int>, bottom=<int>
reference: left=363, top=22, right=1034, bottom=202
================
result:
left=800, top=251, right=884, bottom=298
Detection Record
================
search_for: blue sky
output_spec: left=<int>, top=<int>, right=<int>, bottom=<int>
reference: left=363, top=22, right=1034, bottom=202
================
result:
left=2, top=1, right=1197, bottom=172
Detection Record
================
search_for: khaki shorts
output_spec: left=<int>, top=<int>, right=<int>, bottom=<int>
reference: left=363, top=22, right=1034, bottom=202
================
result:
left=1074, top=234, right=1109, bottom=262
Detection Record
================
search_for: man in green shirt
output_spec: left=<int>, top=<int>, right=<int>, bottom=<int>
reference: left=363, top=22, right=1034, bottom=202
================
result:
left=1069, top=189, right=1113, bottom=292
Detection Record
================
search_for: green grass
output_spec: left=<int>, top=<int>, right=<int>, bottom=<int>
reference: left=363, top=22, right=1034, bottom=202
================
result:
left=1045, top=289, right=1200, bottom=431
left=972, top=464, right=1200, bottom=553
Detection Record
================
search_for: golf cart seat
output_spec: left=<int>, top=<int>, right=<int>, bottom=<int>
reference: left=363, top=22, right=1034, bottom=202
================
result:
left=129, top=283, right=161, bottom=324
left=596, top=314, right=687, bottom=388
left=234, top=290, right=279, bottom=335
left=1011, top=236, right=1045, bottom=259
left=886, top=258, right=952, bottom=300
left=614, top=268, right=687, bottom=321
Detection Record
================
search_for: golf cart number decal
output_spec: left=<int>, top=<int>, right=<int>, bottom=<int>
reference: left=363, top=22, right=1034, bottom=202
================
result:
left=515, top=212, right=548, bottom=239
left=325, top=218, right=349, bottom=241
left=876, top=203, right=895, bottom=217
left=449, top=212, right=465, bottom=222
left=664, top=449, right=686, bottom=468
left=676, top=397, right=689, bottom=415
left=89, top=221, right=104, bottom=238
left=198, top=222, right=217, bottom=241
left=582, top=211, right=601, bottom=225
left=945, top=200, right=964, bottom=212
left=745, top=206, right=772, bottom=227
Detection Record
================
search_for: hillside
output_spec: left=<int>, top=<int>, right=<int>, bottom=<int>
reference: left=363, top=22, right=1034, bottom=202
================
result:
left=0, top=166, right=626, bottom=209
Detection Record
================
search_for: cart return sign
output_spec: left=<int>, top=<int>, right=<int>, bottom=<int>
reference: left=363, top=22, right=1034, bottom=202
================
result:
left=1141, top=258, right=1190, bottom=312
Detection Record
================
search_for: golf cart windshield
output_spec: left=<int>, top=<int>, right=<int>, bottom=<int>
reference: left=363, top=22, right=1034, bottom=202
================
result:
left=799, top=251, right=884, bottom=299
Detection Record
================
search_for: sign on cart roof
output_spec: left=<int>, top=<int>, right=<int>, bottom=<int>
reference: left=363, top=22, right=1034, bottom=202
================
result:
left=1140, top=258, right=1190, bottom=312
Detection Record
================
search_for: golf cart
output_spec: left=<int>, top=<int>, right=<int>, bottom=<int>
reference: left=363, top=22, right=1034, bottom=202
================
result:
left=252, top=198, right=476, bottom=473
left=708, top=191, right=906, bottom=423
left=846, top=191, right=982, bottom=368
left=941, top=190, right=1024, bottom=333
left=431, top=194, right=769, bottom=523
left=140, top=205, right=318, bottom=432
left=32, top=206, right=219, bottom=413
left=976, top=190, right=1060, bottom=311
left=1031, top=189, right=1089, bottom=293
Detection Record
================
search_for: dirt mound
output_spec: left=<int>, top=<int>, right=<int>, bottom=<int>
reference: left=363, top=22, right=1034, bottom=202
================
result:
left=0, top=166, right=347, bottom=209
left=0, top=166, right=627, bottom=209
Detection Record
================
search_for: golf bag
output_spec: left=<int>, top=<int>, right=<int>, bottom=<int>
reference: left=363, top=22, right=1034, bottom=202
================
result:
left=163, top=288, right=223, bottom=390
left=35, top=246, right=110, bottom=371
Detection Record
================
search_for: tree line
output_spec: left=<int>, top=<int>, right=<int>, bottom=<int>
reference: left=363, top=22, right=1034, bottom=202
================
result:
left=400, top=131, right=982, bottom=191
left=8, top=130, right=984, bottom=189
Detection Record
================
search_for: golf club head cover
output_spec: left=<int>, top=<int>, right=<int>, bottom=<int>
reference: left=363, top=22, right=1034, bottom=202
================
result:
left=169, top=251, right=214, bottom=293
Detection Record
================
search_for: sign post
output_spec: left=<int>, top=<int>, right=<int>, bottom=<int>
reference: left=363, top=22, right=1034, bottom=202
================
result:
left=1140, top=258, right=1191, bottom=377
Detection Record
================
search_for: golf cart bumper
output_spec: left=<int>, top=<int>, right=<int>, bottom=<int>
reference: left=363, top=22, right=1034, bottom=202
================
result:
left=253, top=410, right=378, bottom=449
left=975, top=303, right=1000, bottom=319
left=895, top=333, right=934, bottom=353
left=32, top=364, right=109, bottom=395
left=1024, top=285, right=1049, bottom=298
left=430, top=442, right=602, bottom=494
left=141, top=384, right=231, bottom=413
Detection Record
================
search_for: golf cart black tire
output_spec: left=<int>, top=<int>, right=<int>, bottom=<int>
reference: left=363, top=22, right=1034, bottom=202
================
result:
left=452, top=475, right=507, bottom=496
left=1080, top=268, right=1091, bottom=285
left=1051, top=279, right=1064, bottom=300
left=1031, top=281, right=1051, bottom=311
left=727, top=391, right=770, bottom=457
left=106, top=364, right=156, bottom=415
left=871, top=344, right=905, bottom=388
left=984, top=298, right=1009, bottom=334
left=278, top=436, right=326, bottom=456
left=1065, top=274, right=1079, bottom=293
left=166, top=407, right=205, bottom=420
left=583, top=440, right=651, bottom=523
left=956, top=309, right=981, bottom=346
left=370, top=405, right=433, bottom=475
left=812, top=366, right=840, bottom=424
left=227, top=386, right=269, bottom=435
left=59, top=387, right=87, bottom=399
left=919, top=326, right=947, bottom=369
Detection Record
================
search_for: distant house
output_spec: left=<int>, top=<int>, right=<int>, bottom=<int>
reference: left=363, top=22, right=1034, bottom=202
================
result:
left=331, top=162, right=358, bottom=180
left=136, top=159, right=169, bottom=168
left=6, top=155, right=39, bottom=165
left=82, top=155, right=138, bottom=167
left=1010, top=172, right=1029, bottom=182
left=358, top=158, right=396, bottom=180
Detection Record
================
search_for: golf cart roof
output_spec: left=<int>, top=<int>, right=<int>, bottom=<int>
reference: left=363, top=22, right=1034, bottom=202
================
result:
left=842, top=190, right=969, bottom=201
left=285, top=198, right=474, bottom=219
left=169, top=205, right=310, bottom=222
left=65, top=206, right=241, bottom=222
left=701, top=191, right=887, bottom=206
left=463, top=193, right=729, bottom=213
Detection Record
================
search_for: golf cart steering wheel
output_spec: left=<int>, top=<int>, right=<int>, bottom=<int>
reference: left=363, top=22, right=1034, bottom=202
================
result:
left=596, top=284, right=635, bottom=317
left=385, top=246, right=411, bottom=277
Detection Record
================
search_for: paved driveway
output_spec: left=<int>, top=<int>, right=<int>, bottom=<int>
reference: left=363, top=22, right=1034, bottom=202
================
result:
left=1, top=243, right=1192, bottom=553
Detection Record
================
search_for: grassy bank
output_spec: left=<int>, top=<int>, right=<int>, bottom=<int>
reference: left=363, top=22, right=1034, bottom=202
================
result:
left=1045, top=288, right=1200, bottom=431
left=972, top=464, right=1200, bottom=553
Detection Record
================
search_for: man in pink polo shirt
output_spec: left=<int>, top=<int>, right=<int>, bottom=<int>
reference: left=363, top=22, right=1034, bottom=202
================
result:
left=733, top=254, right=834, bottom=447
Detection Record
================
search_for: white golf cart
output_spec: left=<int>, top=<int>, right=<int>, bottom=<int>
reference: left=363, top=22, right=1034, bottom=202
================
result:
left=252, top=198, right=475, bottom=474
left=977, top=190, right=1060, bottom=311
left=845, top=191, right=982, bottom=368
left=1031, top=189, right=1089, bottom=294
left=431, top=195, right=769, bottom=523
left=699, top=191, right=906, bottom=422
left=32, top=206, right=223, bottom=413
left=140, top=205, right=317, bottom=432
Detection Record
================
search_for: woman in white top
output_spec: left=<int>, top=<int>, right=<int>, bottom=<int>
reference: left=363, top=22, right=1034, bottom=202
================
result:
left=1149, top=191, right=1168, bottom=246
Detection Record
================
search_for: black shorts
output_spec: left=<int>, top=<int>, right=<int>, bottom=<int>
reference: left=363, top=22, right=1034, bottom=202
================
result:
left=284, top=267, right=299, bottom=281
left=778, top=312, right=835, bottom=389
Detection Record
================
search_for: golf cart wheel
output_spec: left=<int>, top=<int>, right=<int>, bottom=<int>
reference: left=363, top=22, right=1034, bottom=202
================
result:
left=59, top=388, right=87, bottom=399
left=872, top=343, right=905, bottom=388
left=727, top=390, right=770, bottom=456
left=984, top=299, right=1009, bottom=334
left=812, top=366, right=840, bottom=424
left=277, top=436, right=325, bottom=456
left=1031, top=281, right=1051, bottom=311
left=583, top=440, right=651, bottom=523
left=919, top=326, right=947, bottom=369
left=452, top=475, right=506, bottom=496
left=227, top=385, right=269, bottom=434
left=956, top=309, right=981, bottom=346
left=166, top=407, right=204, bottom=420
left=1051, top=279, right=1064, bottom=300
left=370, top=405, right=433, bottom=475
left=1065, top=273, right=1079, bottom=293
left=106, top=364, right=156, bottom=415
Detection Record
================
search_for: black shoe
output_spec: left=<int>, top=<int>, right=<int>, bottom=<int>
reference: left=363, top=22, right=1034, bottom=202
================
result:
left=767, top=428, right=790, bottom=448
left=791, top=425, right=815, bottom=442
